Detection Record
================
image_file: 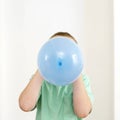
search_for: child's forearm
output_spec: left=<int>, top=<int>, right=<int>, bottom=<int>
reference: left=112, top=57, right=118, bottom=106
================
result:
left=73, top=75, right=92, bottom=118
left=19, top=70, right=43, bottom=112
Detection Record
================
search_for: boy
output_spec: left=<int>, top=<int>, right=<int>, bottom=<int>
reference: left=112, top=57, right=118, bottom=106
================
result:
left=19, top=32, right=94, bottom=120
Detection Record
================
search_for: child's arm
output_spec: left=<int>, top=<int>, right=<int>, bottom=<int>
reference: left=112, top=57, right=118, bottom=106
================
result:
left=73, top=75, right=92, bottom=118
left=19, top=70, right=43, bottom=112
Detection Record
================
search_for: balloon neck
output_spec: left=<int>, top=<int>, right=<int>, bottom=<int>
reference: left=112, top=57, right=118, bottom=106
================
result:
left=58, top=61, right=62, bottom=66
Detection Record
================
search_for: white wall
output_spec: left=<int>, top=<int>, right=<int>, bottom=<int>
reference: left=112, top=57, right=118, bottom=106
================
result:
left=0, top=0, right=114, bottom=120
left=114, top=0, right=120, bottom=120
left=84, top=0, right=114, bottom=120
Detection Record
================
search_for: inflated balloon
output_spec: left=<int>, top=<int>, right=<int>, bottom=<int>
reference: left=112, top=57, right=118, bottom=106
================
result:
left=37, top=37, right=83, bottom=86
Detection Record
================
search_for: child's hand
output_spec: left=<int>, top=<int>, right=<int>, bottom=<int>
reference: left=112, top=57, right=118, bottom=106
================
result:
left=33, top=70, right=44, bottom=81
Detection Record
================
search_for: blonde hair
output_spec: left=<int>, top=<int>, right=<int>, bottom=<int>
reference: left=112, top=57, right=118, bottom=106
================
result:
left=50, top=32, right=78, bottom=43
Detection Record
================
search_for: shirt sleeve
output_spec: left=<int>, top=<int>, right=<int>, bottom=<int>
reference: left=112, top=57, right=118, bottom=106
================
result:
left=82, top=73, right=94, bottom=105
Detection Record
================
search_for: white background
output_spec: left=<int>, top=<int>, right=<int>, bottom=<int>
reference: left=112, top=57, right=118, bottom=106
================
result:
left=114, top=0, right=120, bottom=120
left=0, top=0, right=114, bottom=120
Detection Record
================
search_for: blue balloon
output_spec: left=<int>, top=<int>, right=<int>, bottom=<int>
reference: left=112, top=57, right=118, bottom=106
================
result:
left=37, top=37, right=83, bottom=86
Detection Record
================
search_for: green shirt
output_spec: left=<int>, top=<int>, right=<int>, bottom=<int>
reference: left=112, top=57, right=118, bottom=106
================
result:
left=36, top=74, right=94, bottom=120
